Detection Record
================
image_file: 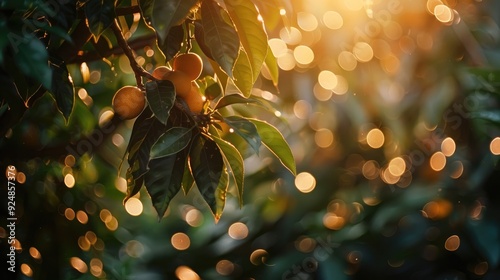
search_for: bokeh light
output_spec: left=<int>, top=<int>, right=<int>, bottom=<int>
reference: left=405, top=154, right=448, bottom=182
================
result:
left=124, top=197, right=143, bottom=216
left=295, top=172, right=316, bottom=193
left=171, top=232, right=190, bottom=250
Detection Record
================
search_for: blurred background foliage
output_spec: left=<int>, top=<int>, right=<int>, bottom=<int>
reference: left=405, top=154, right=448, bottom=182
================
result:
left=2, top=0, right=500, bottom=279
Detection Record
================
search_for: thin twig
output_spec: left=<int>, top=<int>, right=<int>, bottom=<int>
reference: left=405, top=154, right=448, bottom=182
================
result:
left=111, top=19, right=155, bottom=89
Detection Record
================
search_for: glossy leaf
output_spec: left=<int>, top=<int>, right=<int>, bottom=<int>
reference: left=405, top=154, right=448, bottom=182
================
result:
left=189, top=136, right=224, bottom=216
left=212, top=133, right=245, bottom=206
left=225, top=0, right=268, bottom=82
left=49, top=60, right=75, bottom=123
left=223, top=115, right=261, bottom=155
left=215, top=93, right=259, bottom=109
left=150, top=127, right=193, bottom=159
left=214, top=167, right=229, bottom=222
left=145, top=80, right=176, bottom=125
left=264, top=45, right=279, bottom=86
left=144, top=0, right=198, bottom=45
left=125, top=109, right=167, bottom=200
left=194, top=20, right=214, bottom=60
left=145, top=151, right=187, bottom=219
left=199, top=75, right=223, bottom=101
left=14, top=34, right=52, bottom=90
left=232, top=49, right=254, bottom=97
left=201, top=0, right=240, bottom=77
left=159, top=24, right=184, bottom=61
left=181, top=158, right=195, bottom=194
left=84, top=0, right=116, bottom=40
left=249, top=119, right=296, bottom=176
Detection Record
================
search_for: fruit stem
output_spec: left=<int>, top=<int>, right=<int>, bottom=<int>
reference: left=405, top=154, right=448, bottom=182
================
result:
left=111, top=19, right=155, bottom=90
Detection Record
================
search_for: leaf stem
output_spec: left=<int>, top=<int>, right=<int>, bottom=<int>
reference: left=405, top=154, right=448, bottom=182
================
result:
left=111, top=19, right=155, bottom=89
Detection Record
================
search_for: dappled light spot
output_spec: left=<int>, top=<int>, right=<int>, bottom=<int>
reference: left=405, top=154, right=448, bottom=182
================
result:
left=185, top=208, right=204, bottom=227
left=470, top=200, right=484, bottom=220
left=78, top=236, right=91, bottom=251
left=474, top=262, right=488, bottom=276
left=343, top=0, right=363, bottom=11
left=323, top=11, right=343, bottom=30
left=115, top=177, right=127, bottom=193
left=268, top=38, right=288, bottom=57
left=16, top=172, right=26, bottom=184
left=318, top=70, right=338, bottom=90
left=323, top=213, right=345, bottom=230
left=90, top=258, right=104, bottom=277
left=76, top=210, right=88, bottom=224
left=338, top=51, right=357, bottom=71
left=171, top=232, right=190, bottom=251
left=388, top=157, right=406, bottom=177
left=490, top=137, right=500, bottom=155
left=434, top=5, right=454, bottom=24
left=450, top=161, right=464, bottom=179
left=315, top=128, right=334, bottom=148
left=85, top=231, right=97, bottom=245
left=441, top=137, right=456, bottom=157
left=175, top=266, right=200, bottom=280
left=381, top=167, right=400, bottom=185
left=125, top=197, right=143, bottom=216
left=362, top=160, right=380, bottom=180
left=21, top=263, right=33, bottom=277
left=105, top=216, right=118, bottom=231
left=333, top=75, right=349, bottom=95
left=29, top=247, right=41, bottom=260
left=293, top=100, right=311, bottom=119
left=444, top=235, right=460, bottom=251
left=366, top=128, right=385, bottom=149
left=250, top=249, right=268, bottom=265
left=216, top=260, right=235, bottom=276
left=65, top=208, right=75, bottom=220
left=295, top=236, right=316, bottom=253
left=353, top=42, right=374, bottom=62
left=297, top=12, right=318, bottom=32
left=65, top=155, right=76, bottom=167
left=70, top=257, right=88, bottom=273
left=295, top=172, right=316, bottom=193
left=99, top=209, right=112, bottom=223
left=112, top=133, right=125, bottom=147
left=64, top=174, right=75, bottom=188
left=423, top=200, right=452, bottom=220
left=125, top=240, right=145, bottom=258
left=430, top=152, right=446, bottom=171
left=277, top=50, right=296, bottom=71
left=228, top=222, right=249, bottom=240
left=280, top=27, right=302, bottom=45
left=313, top=83, right=333, bottom=101
left=294, top=45, right=314, bottom=65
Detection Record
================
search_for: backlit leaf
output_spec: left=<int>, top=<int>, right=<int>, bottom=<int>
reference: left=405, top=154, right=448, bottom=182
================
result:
left=14, top=34, right=52, bottom=90
left=249, top=119, right=296, bottom=176
left=201, top=0, right=240, bottom=77
left=223, top=115, right=261, bottom=155
left=232, top=49, right=254, bottom=97
left=212, top=133, right=245, bottom=206
left=215, top=93, right=259, bottom=110
left=264, top=45, right=279, bottom=86
left=225, top=0, right=268, bottom=82
left=158, top=24, right=184, bottom=61
left=49, top=59, right=75, bottom=123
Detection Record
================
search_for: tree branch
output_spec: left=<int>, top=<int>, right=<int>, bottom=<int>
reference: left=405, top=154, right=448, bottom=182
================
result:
left=116, top=6, right=141, bottom=16
left=111, top=19, right=155, bottom=89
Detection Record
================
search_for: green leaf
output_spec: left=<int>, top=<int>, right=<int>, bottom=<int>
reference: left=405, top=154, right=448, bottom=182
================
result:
left=182, top=158, right=195, bottom=194
left=150, top=127, right=193, bottom=159
left=264, top=45, right=279, bottom=86
left=145, top=80, right=176, bottom=125
left=84, top=0, right=116, bottom=40
left=189, top=136, right=224, bottom=217
left=199, top=75, right=223, bottom=100
left=49, top=60, right=75, bottom=123
left=158, top=24, right=185, bottom=61
left=225, top=0, right=268, bottom=82
left=145, top=150, right=187, bottom=219
left=145, top=0, right=198, bottom=45
left=201, top=0, right=240, bottom=77
left=232, top=49, right=254, bottom=97
left=125, top=109, right=167, bottom=200
left=249, top=119, right=296, bottom=175
left=223, top=116, right=261, bottom=155
left=13, top=34, right=52, bottom=90
left=211, top=133, right=245, bottom=206
left=193, top=20, right=214, bottom=60
left=215, top=93, right=258, bottom=110
left=214, top=167, right=229, bottom=221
